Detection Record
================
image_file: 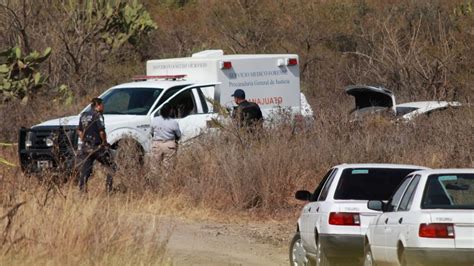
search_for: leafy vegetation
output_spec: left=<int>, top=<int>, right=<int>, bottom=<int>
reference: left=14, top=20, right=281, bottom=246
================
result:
left=0, top=46, right=51, bottom=103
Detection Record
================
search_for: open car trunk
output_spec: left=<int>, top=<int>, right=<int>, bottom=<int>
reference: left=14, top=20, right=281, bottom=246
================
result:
left=345, top=85, right=396, bottom=113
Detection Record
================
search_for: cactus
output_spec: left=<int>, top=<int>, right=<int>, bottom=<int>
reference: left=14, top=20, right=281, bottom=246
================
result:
left=0, top=46, right=51, bottom=103
left=65, top=0, right=157, bottom=51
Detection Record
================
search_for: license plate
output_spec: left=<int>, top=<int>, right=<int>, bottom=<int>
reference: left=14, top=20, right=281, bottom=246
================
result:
left=37, top=160, right=52, bottom=169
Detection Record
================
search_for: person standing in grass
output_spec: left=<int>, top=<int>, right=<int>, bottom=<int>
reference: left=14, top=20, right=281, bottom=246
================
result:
left=150, top=103, right=182, bottom=171
left=231, top=89, right=263, bottom=130
left=77, top=97, right=116, bottom=193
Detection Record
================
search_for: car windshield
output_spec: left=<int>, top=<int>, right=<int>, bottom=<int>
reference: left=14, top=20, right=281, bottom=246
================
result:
left=100, top=87, right=163, bottom=115
left=396, top=106, right=418, bottom=116
left=422, top=174, right=474, bottom=209
left=333, top=168, right=419, bottom=200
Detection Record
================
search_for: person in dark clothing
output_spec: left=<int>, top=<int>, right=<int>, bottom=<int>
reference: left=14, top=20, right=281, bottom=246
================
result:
left=231, top=89, right=263, bottom=129
left=77, top=97, right=115, bottom=193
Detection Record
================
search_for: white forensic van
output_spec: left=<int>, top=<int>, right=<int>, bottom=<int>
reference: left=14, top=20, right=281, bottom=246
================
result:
left=18, top=50, right=313, bottom=172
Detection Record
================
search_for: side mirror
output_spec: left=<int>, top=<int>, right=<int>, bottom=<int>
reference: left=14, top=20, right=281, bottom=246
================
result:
left=367, top=200, right=384, bottom=211
left=295, top=190, right=312, bottom=201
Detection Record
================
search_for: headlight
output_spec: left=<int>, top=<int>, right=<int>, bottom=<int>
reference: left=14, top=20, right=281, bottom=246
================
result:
left=45, top=138, right=54, bottom=147
left=25, top=132, right=32, bottom=149
left=77, top=138, right=83, bottom=151
left=25, top=140, right=32, bottom=149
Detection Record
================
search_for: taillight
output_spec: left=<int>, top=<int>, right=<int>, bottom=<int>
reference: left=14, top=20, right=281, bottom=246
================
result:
left=287, top=58, right=298, bottom=66
left=419, top=223, right=455, bottom=238
left=329, top=212, right=360, bottom=226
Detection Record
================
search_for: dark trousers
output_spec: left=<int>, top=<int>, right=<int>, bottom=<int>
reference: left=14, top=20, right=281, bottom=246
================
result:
left=78, top=145, right=116, bottom=192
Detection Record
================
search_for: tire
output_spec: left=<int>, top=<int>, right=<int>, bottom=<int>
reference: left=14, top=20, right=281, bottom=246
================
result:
left=113, top=138, right=144, bottom=169
left=315, top=238, right=330, bottom=266
left=289, top=232, right=314, bottom=266
left=399, top=250, right=408, bottom=266
left=363, top=245, right=376, bottom=266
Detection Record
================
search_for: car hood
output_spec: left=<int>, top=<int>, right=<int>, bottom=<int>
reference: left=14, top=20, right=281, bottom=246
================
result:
left=396, top=101, right=462, bottom=120
left=345, top=85, right=396, bottom=112
left=33, top=114, right=148, bottom=128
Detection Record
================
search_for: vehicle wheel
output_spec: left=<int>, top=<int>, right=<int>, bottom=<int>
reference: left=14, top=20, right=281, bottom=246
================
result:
left=399, top=250, right=408, bottom=266
left=363, top=246, right=376, bottom=266
left=113, top=138, right=144, bottom=170
left=315, top=238, right=329, bottom=266
left=290, top=232, right=314, bottom=266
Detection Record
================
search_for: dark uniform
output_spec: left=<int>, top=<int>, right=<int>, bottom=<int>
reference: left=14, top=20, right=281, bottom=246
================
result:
left=78, top=110, right=115, bottom=192
left=233, top=100, right=263, bottom=128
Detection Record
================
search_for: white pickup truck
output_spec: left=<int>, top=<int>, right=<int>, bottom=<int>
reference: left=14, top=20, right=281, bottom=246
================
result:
left=18, top=50, right=313, bottom=173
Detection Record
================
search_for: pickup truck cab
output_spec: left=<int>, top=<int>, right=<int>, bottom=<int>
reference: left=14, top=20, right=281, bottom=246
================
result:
left=18, top=50, right=313, bottom=173
left=364, top=168, right=474, bottom=266
left=290, top=163, right=427, bottom=266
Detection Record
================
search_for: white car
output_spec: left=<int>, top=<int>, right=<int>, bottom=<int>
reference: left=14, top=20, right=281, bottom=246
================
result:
left=290, top=163, right=427, bottom=265
left=345, top=85, right=461, bottom=121
left=364, top=169, right=474, bottom=266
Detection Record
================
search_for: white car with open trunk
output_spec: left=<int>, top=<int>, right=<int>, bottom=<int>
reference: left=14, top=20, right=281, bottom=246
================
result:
left=345, top=85, right=461, bottom=121
left=290, top=163, right=427, bottom=266
left=364, top=168, right=474, bottom=266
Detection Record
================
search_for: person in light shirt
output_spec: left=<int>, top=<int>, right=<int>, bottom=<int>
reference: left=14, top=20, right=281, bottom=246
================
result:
left=150, top=103, right=182, bottom=170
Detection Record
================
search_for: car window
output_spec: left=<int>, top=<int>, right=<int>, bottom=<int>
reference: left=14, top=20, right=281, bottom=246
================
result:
left=310, top=169, right=334, bottom=201
left=396, top=106, right=418, bottom=116
left=398, top=175, right=421, bottom=211
left=153, top=85, right=190, bottom=113
left=385, top=176, right=413, bottom=212
left=318, top=169, right=338, bottom=201
left=333, top=168, right=419, bottom=201
left=167, top=89, right=197, bottom=118
left=422, top=173, right=474, bottom=209
left=197, top=86, right=215, bottom=113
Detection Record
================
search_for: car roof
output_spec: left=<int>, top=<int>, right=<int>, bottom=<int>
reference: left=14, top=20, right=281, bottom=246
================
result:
left=333, top=163, right=429, bottom=169
left=409, top=168, right=474, bottom=176
left=112, top=80, right=194, bottom=90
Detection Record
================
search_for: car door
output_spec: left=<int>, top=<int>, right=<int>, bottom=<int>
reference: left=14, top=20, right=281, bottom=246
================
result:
left=152, top=83, right=219, bottom=141
left=371, top=176, right=413, bottom=263
left=385, top=175, right=421, bottom=264
left=300, top=168, right=335, bottom=253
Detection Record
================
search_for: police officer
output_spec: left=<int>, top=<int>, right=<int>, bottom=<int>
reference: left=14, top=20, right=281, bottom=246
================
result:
left=77, top=97, right=115, bottom=192
left=231, top=89, right=263, bottom=129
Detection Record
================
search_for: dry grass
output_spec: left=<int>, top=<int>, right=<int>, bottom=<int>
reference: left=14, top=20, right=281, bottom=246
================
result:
left=0, top=93, right=472, bottom=265
left=0, top=155, right=174, bottom=265
left=0, top=0, right=473, bottom=263
left=162, top=107, right=473, bottom=214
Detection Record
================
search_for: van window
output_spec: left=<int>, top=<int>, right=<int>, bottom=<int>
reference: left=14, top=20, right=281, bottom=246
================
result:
left=333, top=168, right=418, bottom=201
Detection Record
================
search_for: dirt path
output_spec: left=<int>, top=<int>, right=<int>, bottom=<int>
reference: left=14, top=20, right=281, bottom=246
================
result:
left=164, top=218, right=291, bottom=265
